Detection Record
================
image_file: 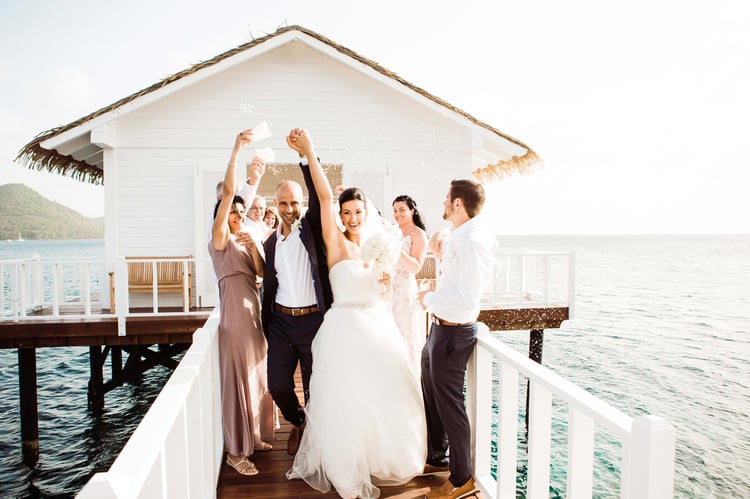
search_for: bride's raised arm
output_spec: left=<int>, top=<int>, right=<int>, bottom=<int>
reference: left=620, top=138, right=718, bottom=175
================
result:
left=287, top=129, right=347, bottom=264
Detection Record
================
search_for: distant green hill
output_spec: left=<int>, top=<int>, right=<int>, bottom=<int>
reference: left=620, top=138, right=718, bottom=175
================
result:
left=0, top=183, right=103, bottom=240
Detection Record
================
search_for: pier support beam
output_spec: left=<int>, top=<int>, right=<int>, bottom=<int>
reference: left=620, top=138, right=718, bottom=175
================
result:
left=88, top=346, right=105, bottom=410
left=529, top=329, right=544, bottom=364
left=525, top=329, right=544, bottom=433
left=18, top=347, right=39, bottom=466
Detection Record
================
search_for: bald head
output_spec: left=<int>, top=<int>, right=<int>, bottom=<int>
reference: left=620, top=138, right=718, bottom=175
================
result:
left=275, top=180, right=304, bottom=231
left=276, top=180, right=303, bottom=200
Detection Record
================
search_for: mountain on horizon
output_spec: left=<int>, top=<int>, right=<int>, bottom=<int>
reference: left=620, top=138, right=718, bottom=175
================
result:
left=0, top=183, right=104, bottom=240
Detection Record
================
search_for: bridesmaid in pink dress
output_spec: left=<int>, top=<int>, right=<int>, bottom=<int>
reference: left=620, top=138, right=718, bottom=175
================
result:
left=208, top=130, right=276, bottom=476
left=390, top=195, right=429, bottom=374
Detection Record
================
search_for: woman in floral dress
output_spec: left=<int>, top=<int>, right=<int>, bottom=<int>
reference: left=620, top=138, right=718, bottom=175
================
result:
left=390, top=194, right=429, bottom=375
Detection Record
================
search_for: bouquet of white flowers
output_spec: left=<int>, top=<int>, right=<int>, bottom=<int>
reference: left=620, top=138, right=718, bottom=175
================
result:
left=360, top=221, right=402, bottom=276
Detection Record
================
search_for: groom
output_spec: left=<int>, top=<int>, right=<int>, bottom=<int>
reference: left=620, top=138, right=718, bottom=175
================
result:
left=261, top=128, right=332, bottom=455
left=418, top=179, right=494, bottom=499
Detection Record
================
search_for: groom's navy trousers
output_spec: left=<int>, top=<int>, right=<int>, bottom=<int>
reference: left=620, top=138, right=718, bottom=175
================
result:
left=421, top=321, right=478, bottom=488
left=267, top=310, right=323, bottom=427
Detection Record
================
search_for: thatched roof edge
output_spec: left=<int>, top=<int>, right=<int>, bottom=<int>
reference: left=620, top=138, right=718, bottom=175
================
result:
left=16, top=129, right=104, bottom=185
left=16, top=24, right=542, bottom=184
left=472, top=149, right=544, bottom=184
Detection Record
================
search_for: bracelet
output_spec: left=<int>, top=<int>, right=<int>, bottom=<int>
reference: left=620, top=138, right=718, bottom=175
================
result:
left=228, top=162, right=236, bottom=167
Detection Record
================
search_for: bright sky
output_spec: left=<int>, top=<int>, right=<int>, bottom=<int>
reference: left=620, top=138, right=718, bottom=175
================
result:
left=1, top=0, right=748, bottom=234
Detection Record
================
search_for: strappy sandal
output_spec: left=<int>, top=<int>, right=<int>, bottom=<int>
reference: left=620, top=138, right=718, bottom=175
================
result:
left=254, top=441, right=273, bottom=451
left=225, top=455, right=259, bottom=476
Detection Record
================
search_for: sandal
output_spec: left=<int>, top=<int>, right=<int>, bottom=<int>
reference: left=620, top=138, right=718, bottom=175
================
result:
left=226, top=455, right=259, bottom=476
left=254, top=441, right=273, bottom=451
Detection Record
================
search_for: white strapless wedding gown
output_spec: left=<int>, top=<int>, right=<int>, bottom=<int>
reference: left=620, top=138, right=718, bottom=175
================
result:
left=287, top=260, right=427, bottom=498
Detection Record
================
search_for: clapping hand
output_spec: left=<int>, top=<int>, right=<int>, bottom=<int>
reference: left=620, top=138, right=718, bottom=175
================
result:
left=248, top=156, right=266, bottom=184
left=416, top=280, right=434, bottom=310
left=234, top=231, right=254, bottom=248
left=429, top=231, right=445, bottom=260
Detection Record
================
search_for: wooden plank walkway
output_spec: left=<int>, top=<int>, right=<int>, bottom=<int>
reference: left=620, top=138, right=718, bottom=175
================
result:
left=216, top=370, right=485, bottom=499
left=216, top=308, right=572, bottom=498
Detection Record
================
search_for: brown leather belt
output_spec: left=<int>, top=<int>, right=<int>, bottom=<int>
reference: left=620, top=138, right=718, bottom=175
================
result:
left=431, top=314, right=472, bottom=327
left=274, top=304, right=319, bottom=316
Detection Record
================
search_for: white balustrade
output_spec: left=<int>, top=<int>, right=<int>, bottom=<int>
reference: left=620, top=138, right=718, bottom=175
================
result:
left=468, top=323, right=675, bottom=499
left=74, top=317, right=674, bottom=498
left=76, top=310, right=222, bottom=499
left=0, top=256, right=202, bottom=331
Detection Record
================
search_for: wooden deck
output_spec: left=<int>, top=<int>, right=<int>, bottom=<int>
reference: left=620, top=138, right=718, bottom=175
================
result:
left=215, top=307, right=569, bottom=498
left=0, top=306, right=212, bottom=349
left=216, top=419, right=458, bottom=498
left=217, top=369, right=487, bottom=499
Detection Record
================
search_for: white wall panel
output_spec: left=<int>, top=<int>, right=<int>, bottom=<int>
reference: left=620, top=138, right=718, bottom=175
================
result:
left=107, top=39, right=478, bottom=285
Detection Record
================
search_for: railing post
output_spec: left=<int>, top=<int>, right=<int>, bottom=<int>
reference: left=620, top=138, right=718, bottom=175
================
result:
left=18, top=263, right=27, bottom=316
left=115, top=257, right=129, bottom=335
left=8, top=263, right=18, bottom=316
left=567, top=408, right=595, bottom=498
left=51, top=262, right=61, bottom=316
left=151, top=260, right=159, bottom=312
left=182, top=259, right=190, bottom=312
left=622, top=415, right=675, bottom=499
left=32, top=256, right=44, bottom=311
left=568, top=251, right=576, bottom=319
left=468, top=324, right=493, bottom=487
left=526, top=379, right=552, bottom=499
left=80, top=262, right=92, bottom=315
left=0, top=263, right=5, bottom=315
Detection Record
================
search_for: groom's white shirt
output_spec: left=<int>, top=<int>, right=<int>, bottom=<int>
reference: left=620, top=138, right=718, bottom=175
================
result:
left=423, top=217, right=494, bottom=324
left=273, top=224, right=317, bottom=308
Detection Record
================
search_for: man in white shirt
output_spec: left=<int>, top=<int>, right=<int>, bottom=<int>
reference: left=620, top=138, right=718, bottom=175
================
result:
left=418, top=179, right=494, bottom=499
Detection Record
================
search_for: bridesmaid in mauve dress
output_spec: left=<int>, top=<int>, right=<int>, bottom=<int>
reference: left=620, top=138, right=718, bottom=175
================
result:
left=208, top=129, right=276, bottom=476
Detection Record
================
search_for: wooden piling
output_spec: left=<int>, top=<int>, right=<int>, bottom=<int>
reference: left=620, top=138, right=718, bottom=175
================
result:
left=88, top=346, right=105, bottom=410
left=525, top=329, right=545, bottom=433
left=18, top=347, right=39, bottom=466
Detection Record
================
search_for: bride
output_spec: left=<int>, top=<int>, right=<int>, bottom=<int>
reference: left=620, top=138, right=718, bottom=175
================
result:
left=285, top=128, right=427, bottom=499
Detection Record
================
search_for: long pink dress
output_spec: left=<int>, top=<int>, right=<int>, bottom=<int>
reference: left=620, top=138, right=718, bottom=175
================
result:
left=208, top=236, right=276, bottom=456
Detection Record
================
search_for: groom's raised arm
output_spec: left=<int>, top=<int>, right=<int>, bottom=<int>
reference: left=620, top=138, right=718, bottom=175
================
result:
left=299, top=155, right=324, bottom=240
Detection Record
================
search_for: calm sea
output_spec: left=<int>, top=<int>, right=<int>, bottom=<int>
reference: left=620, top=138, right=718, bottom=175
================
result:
left=1, top=236, right=748, bottom=498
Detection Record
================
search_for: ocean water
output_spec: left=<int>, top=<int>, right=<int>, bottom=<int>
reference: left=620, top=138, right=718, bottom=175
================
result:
left=493, top=235, right=750, bottom=498
left=1, top=236, right=749, bottom=497
left=0, top=240, right=175, bottom=498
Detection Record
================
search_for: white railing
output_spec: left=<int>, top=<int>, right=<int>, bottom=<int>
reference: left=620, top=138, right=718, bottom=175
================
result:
left=74, top=317, right=674, bottom=499
left=467, top=324, right=675, bottom=498
left=483, top=252, right=574, bottom=315
left=0, top=256, right=203, bottom=333
left=76, top=309, right=222, bottom=499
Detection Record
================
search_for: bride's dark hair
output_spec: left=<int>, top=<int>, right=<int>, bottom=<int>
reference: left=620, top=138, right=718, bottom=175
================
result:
left=338, top=187, right=368, bottom=212
left=392, top=194, right=427, bottom=232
